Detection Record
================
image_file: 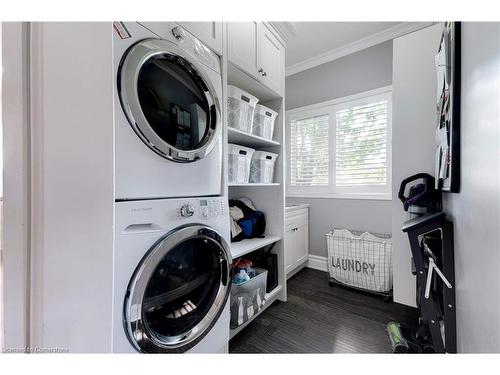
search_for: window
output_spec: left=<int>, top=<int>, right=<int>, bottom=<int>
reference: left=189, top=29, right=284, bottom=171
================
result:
left=287, top=88, right=392, bottom=199
left=289, top=111, right=330, bottom=189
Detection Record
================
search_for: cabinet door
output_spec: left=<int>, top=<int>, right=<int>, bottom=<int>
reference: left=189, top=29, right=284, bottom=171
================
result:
left=228, top=22, right=260, bottom=79
left=294, top=224, right=309, bottom=267
left=177, top=22, right=223, bottom=55
left=285, top=227, right=296, bottom=274
left=258, top=24, right=284, bottom=95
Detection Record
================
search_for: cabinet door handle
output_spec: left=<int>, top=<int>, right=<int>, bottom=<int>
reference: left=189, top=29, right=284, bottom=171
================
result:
left=262, top=71, right=267, bottom=77
left=292, top=227, right=298, bottom=232
left=258, top=68, right=264, bottom=74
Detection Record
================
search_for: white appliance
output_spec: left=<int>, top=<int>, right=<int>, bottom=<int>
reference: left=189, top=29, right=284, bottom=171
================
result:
left=113, top=22, right=223, bottom=200
left=113, top=196, right=231, bottom=353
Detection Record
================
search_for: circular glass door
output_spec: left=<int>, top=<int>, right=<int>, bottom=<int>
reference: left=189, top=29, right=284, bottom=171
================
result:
left=124, top=225, right=231, bottom=353
left=118, top=39, right=220, bottom=162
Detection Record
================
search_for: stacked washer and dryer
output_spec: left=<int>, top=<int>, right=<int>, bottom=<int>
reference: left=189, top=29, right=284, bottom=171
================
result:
left=112, top=22, right=231, bottom=353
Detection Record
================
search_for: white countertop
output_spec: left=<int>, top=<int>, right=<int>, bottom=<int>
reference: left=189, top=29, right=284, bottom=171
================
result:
left=285, top=203, right=310, bottom=213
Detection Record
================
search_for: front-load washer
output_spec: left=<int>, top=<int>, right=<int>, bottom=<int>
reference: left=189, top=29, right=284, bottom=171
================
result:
left=113, top=196, right=231, bottom=353
left=113, top=22, right=223, bottom=200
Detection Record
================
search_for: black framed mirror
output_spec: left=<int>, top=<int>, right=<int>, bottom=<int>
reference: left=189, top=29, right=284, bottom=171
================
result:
left=435, top=22, right=461, bottom=193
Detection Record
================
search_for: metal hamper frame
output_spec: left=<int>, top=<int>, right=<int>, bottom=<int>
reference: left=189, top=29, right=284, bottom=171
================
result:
left=326, top=228, right=393, bottom=300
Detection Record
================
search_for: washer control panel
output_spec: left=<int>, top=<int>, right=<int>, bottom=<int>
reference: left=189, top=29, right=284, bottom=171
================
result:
left=176, top=198, right=226, bottom=220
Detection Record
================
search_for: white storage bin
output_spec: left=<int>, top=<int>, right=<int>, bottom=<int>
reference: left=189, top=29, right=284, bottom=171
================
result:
left=249, top=151, right=278, bottom=184
left=230, top=267, right=268, bottom=329
left=227, top=85, right=259, bottom=133
left=252, top=104, right=278, bottom=140
left=228, top=144, right=255, bottom=184
left=326, top=229, right=393, bottom=294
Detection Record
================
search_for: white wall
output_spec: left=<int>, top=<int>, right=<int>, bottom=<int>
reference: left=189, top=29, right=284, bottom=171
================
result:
left=286, top=41, right=393, bottom=110
left=1, top=22, right=30, bottom=351
left=29, top=23, right=115, bottom=352
left=287, top=198, right=392, bottom=257
left=391, top=24, right=443, bottom=307
left=443, top=23, right=500, bottom=353
left=286, top=41, right=393, bottom=258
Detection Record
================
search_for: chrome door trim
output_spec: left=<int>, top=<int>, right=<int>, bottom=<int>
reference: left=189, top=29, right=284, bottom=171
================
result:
left=124, top=224, right=232, bottom=353
left=118, top=38, right=221, bottom=162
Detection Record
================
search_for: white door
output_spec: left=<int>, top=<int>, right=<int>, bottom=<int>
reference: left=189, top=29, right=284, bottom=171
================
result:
left=258, top=24, right=284, bottom=95
left=228, top=22, right=259, bottom=79
left=177, top=22, right=223, bottom=55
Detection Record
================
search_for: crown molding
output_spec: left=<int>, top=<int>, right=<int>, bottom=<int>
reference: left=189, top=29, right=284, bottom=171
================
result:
left=269, top=21, right=297, bottom=44
left=285, top=22, right=435, bottom=77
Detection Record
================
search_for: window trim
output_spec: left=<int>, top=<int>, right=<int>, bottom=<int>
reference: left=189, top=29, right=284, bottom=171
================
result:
left=286, top=86, right=392, bottom=200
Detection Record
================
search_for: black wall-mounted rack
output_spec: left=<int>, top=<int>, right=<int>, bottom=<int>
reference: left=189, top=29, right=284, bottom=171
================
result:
left=402, top=212, right=456, bottom=353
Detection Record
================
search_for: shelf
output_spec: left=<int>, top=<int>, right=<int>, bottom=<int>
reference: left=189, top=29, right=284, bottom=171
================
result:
left=266, top=284, right=283, bottom=299
left=227, top=127, right=280, bottom=148
left=228, top=182, right=280, bottom=187
left=230, top=284, right=283, bottom=339
left=228, top=63, right=283, bottom=102
left=231, top=236, right=281, bottom=259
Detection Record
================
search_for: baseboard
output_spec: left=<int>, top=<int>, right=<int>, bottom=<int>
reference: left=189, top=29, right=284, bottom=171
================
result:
left=287, top=259, right=308, bottom=280
left=306, top=254, right=328, bottom=272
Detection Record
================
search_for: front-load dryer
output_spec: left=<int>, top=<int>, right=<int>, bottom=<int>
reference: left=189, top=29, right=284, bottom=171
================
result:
left=113, top=197, right=231, bottom=353
left=113, top=22, right=223, bottom=200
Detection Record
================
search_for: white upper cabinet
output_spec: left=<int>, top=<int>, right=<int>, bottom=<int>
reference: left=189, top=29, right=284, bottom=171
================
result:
left=177, top=22, right=223, bottom=55
left=228, top=22, right=285, bottom=95
left=258, top=25, right=284, bottom=95
left=228, top=22, right=260, bottom=79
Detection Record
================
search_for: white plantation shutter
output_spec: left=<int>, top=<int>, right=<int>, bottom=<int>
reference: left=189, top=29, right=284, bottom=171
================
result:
left=287, top=89, right=391, bottom=198
left=335, top=99, right=389, bottom=186
left=289, top=113, right=329, bottom=187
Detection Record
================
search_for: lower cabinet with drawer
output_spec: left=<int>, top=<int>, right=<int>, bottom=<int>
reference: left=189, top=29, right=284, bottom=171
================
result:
left=285, top=205, right=309, bottom=278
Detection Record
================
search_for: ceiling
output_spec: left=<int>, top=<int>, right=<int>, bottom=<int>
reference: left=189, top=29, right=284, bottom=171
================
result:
left=280, top=22, right=401, bottom=66
left=272, top=22, right=427, bottom=75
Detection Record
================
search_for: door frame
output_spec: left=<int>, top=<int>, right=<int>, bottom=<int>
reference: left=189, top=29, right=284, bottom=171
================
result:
left=1, top=22, right=31, bottom=352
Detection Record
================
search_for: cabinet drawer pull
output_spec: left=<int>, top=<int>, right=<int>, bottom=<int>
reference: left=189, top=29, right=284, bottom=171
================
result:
left=258, top=68, right=264, bottom=73
left=262, top=71, right=267, bottom=77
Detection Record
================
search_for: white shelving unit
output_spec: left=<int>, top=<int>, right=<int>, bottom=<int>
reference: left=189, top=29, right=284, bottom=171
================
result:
left=227, top=127, right=280, bottom=148
left=231, top=236, right=282, bottom=259
left=229, top=284, right=283, bottom=339
left=222, top=23, right=287, bottom=340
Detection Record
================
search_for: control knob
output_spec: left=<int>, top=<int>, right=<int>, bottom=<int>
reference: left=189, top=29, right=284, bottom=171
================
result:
left=180, top=203, right=195, bottom=218
left=171, top=26, right=185, bottom=41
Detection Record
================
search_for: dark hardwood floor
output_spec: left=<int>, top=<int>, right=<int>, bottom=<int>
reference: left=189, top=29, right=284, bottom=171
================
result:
left=229, top=268, right=418, bottom=353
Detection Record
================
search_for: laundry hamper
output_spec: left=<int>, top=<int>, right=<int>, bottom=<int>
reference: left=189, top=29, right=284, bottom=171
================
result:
left=326, top=229, right=393, bottom=297
left=252, top=104, right=278, bottom=140
left=230, top=267, right=268, bottom=329
left=227, top=85, right=259, bottom=133
left=228, top=144, right=254, bottom=184
left=249, top=151, right=278, bottom=184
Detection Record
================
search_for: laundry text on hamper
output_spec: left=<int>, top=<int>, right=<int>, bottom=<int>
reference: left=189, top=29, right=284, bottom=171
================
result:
left=331, top=257, right=376, bottom=276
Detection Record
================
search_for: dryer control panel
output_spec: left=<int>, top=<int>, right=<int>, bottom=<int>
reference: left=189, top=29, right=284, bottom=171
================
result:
left=138, top=22, right=221, bottom=74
